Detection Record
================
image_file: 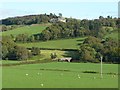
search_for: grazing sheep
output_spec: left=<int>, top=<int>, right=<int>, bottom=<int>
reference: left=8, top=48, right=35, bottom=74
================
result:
left=59, top=58, right=72, bottom=62
left=41, top=84, right=44, bottom=87
left=26, top=74, right=28, bottom=76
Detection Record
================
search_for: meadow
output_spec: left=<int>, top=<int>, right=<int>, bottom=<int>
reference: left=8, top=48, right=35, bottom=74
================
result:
left=2, top=50, right=79, bottom=64
left=1, top=24, right=47, bottom=36
left=105, top=31, right=118, bottom=40
left=17, top=37, right=86, bottom=49
left=2, top=62, right=118, bottom=88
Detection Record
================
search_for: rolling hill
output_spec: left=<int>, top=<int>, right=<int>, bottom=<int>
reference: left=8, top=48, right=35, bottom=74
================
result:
left=1, top=24, right=50, bottom=36
left=17, top=37, right=86, bottom=49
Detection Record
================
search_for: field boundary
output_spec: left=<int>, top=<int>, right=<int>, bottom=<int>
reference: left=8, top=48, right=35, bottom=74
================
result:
left=1, top=60, right=53, bottom=67
left=27, top=48, right=78, bottom=51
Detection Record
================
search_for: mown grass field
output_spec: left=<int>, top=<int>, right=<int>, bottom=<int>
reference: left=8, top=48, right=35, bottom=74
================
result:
left=2, top=62, right=118, bottom=88
left=1, top=24, right=47, bottom=36
left=17, top=37, right=86, bottom=49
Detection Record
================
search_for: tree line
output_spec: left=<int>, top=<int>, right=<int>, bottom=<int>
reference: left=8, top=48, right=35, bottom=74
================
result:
left=79, top=36, right=119, bottom=63
left=13, top=16, right=118, bottom=43
left=1, top=13, right=58, bottom=25
left=1, top=36, right=40, bottom=60
left=1, top=25, right=24, bottom=32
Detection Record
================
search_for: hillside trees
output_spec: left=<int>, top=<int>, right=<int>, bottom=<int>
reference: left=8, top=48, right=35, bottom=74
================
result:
left=79, top=36, right=119, bottom=63
left=19, top=16, right=116, bottom=42
left=15, top=34, right=29, bottom=43
left=1, top=36, right=41, bottom=60
left=31, top=47, right=41, bottom=55
left=1, top=25, right=24, bottom=32
left=1, top=14, right=58, bottom=25
left=79, top=44, right=97, bottom=62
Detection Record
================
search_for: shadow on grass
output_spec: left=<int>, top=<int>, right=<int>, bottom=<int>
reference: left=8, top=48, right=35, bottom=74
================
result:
left=62, top=51, right=80, bottom=60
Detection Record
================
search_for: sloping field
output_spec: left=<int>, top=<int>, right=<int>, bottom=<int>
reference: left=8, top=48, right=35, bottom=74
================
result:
left=1, top=24, right=48, bottom=36
left=17, top=37, right=86, bottom=49
left=105, top=31, right=118, bottom=40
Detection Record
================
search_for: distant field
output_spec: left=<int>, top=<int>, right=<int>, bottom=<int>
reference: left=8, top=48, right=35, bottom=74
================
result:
left=1, top=24, right=48, bottom=36
left=28, top=50, right=66, bottom=60
left=2, top=62, right=118, bottom=88
left=17, top=37, right=86, bottom=49
left=2, top=50, right=79, bottom=63
left=105, top=31, right=118, bottom=40
left=2, top=60, right=20, bottom=64
left=28, top=50, right=79, bottom=60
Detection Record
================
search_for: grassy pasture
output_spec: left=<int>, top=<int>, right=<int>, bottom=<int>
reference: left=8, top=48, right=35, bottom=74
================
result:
left=17, top=37, right=86, bottom=49
left=2, top=50, right=79, bottom=63
left=105, top=31, right=118, bottom=40
left=28, top=50, right=66, bottom=60
left=28, top=50, right=79, bottom=60
left=2, top=62, right=118, bottom=88
left=1, top=24, right=47, bottom=36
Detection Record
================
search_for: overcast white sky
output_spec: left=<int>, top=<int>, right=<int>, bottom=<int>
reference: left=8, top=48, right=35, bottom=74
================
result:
left=0, top=0, right=119, bottom=19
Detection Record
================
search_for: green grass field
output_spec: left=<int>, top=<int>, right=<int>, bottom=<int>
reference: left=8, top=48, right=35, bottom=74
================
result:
left=17, top=37, right=86, bottom=49
left=2, top=50, right=79, bottom=63
left=105, top=31, right=118, bottom=40
left=28, top=50, right=79, bottom=60
left=2, top=62, right=118, bottom=88
left=1, top=24, right=47, bottom=36
left=28, top=50, right=66, bottom=60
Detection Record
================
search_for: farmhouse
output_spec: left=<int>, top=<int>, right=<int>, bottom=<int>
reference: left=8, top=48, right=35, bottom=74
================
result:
left=50, top=17, right=66, bottom=23
left=58, top=17, right=66, bottom=22
left=58, top=57, right=72, bottom=62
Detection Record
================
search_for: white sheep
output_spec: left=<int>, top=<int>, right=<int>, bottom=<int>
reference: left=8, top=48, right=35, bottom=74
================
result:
left=41, top=83, right=44, bottom=87
left=26, top=74, right=28, bottom=76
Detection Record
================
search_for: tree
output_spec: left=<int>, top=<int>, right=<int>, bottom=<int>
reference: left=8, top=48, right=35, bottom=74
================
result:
left=29, top=35, right=35, bottom=42
left=15, top=34, right=29, bottom=43
left=41, top=30, right=51, bottom=41
left=59, top=13, right=62, bottom=17
left=79, top=44, right=96, bottom=62
left=14, top=46, right=29, bottom=60
left=31, top=47, right=40, bottom=56
left=2, top=46, right=8, bottom=60
left=51, top=53, right=57, bottom=59
left=2, top=36, right=29, bottom=60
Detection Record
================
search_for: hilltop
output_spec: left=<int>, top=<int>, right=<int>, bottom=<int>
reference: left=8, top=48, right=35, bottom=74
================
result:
left=1, top=13, right=119, bottom=64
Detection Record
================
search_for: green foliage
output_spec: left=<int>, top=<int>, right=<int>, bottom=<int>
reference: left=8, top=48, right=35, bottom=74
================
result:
left=1, top=14, right=57, bottom=25
left=14, top=46, right=29, bottom=60
left=31, top=47, right=41, bottom=56
left=1, top=25, right=24, bottom=32
left=15, top=34, right=29, bottom=43
left=2, top=36, right=29, bottom=60
left=79, top=44, right=97, bottom=62
left=79, top=36, right=119, bottom=63
left=50, top=53, right=57, bottom=59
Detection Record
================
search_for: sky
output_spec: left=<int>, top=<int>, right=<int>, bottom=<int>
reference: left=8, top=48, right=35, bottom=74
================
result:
left=0, top=0, right=119, bottom=20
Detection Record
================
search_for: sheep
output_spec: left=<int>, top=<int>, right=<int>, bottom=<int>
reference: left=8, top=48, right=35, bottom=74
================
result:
left=41, top=83, right=44, bottom=87
left=26, top=74, right=28, bottom=76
